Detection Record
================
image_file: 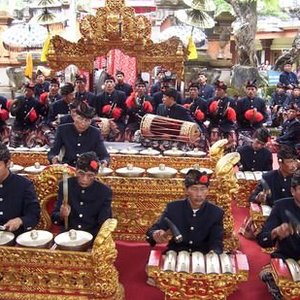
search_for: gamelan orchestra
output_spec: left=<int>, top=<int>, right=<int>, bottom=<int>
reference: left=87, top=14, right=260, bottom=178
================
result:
left=1, top=5, right=300, bottom=300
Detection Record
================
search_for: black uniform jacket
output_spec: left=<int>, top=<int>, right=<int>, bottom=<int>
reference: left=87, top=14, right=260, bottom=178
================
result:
left=207, top=96, right=236, bottom=133
left=157, top=103, right=195, bottom=123
left=249, top=170, right=292, bottom=207
left=146, top=199, right=224, bottom=254
left=236, top=96, right=267, bottom=131
left=48, top=123, right=110, bottom=166
left=52, top=177, right=112, bottom=236
left=277, top=118, right=300, bottom=148
left=12, top=96, right=47, bottom=130
left=257, top=197, right=300, bottom=260
left=0, top=172, right=40, bottom=235
left=237, top=145, right=273, bottom=172
left=115, top=82, right=133, bottom=97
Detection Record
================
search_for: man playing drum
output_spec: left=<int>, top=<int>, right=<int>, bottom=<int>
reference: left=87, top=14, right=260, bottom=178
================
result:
left=52, top=152, right=112, bottom=237
left=146, top=169, right=224, bottom=254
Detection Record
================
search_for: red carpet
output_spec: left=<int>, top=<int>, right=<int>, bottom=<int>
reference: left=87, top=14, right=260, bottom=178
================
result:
left=115, top=201, right=272, bottom=300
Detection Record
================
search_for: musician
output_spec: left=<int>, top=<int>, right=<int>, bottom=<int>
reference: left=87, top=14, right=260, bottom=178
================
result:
left=270, top=83, right=289, bottom=127
left=183, top=83, right=207, bottom=121
left=52, top=152, right=112, bottom=237
left=257, top=170, right=300, bottom=300
left=0, top=95, right=10, bottom=142
left=39, top=77, right=62, bottom=107
left=74, top=74, right=96, bottom=106
left=93, top=75, right=127, bottom=141
left=197, top=72, right=215, bottom=101
left=150, top=69, right=166, bottom=96
left=34, top=72, right=50, bottom=99
left=124, top=79, right=153, bottom=141
left=249, top=145, right=298, bottom=207
left=151, top=78, right=182, bottom=113
left=0, top=143, right=40, bottom=235
left=237, top=127, right=273, bottom=172
left=279, top=62, right=299, bottom=89
left=146, top=169, right=224, bottom=253
left=9, top=82, right=47, bottom=148
left=157, top=88, right=195, bottom=123
left=276, top=104, right=300, bottom=149
left=115, top=70, right=133, bottom=97
left=236, top=80, right=267, bottom=136
left=48, top=101, right=110, bottom=167
left=47, top=82, right=74, bottom=127
left=257, top=169, right=300, bottom=259
left=207, top=81, right=237, bottom=147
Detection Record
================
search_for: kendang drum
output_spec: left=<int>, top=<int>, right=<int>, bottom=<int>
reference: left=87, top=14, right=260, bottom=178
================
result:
left=140, top=114, right=201, bottom=144
left=147, top=249, right=249, bottom=300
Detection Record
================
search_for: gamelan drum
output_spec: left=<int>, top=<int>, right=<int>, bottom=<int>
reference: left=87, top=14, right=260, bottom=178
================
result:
left=54, top=229, right=93, bottom=251
left=0, top=231, right=15, bottom=246
left=140, top=114, right=201, bottom=143
left=16, top=230, right=53, bottom=249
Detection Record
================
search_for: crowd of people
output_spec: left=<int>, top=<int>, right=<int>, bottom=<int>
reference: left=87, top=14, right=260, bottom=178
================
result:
left=0, top=64, right=299, bottom=155
left=0, top=63, right=300, bottom=299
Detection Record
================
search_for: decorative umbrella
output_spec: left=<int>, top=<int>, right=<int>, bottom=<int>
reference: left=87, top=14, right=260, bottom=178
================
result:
left=175, top=9, right=215, bottom=29
left=182, top=0, right=216, bottom=12
left=156, top=25, right=206, bottom=47
left=2, top=23, right=48, bottom=52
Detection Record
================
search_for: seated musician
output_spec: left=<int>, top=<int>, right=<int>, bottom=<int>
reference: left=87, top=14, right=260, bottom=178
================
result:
left=0, top=143, right=40, bottom=235
left=207, top=80, right=237, bottom=148
left=249, top=145, right=298, bottom=207
left=146, top=170, right=224, bottom=254
left=48, top=101, right=110, bottom=167
left=47, top=82, right=74, bottom=128
left=257, top=170, right=300, bottom=299
left=276, top=104, right=300, bottom=149
left=9, top=82, right=47, bottom=148
left=237, top=127, right=273, bottom=172
left=157, top=88, right=195, bottom=123
left=124, top=79, right=153, bottom=142
left=51, top=152, right=112, bottom=237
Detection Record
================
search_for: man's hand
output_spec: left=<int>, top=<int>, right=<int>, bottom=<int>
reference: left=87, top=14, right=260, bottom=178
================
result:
left=60, top=203, right=71, bottom=219
left=271, top=223, right=293, bottom=240
left=100, top=160, right=108, bottom=168
left=4, top=217, right=23, bottom=232
left=255, top=191, right=267, bottom=204
left=153, top=229, right=172, bottom=244
left=51, top=156, right=59, bottom=164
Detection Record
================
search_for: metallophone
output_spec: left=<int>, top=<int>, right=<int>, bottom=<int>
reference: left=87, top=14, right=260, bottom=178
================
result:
left=147, top=249, right=249, bottom=300
left=271, top=258, right=300, bottom=300
left=0, top=218, right=124, bottom=300
left=235, top=171, right=263, bottom=207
